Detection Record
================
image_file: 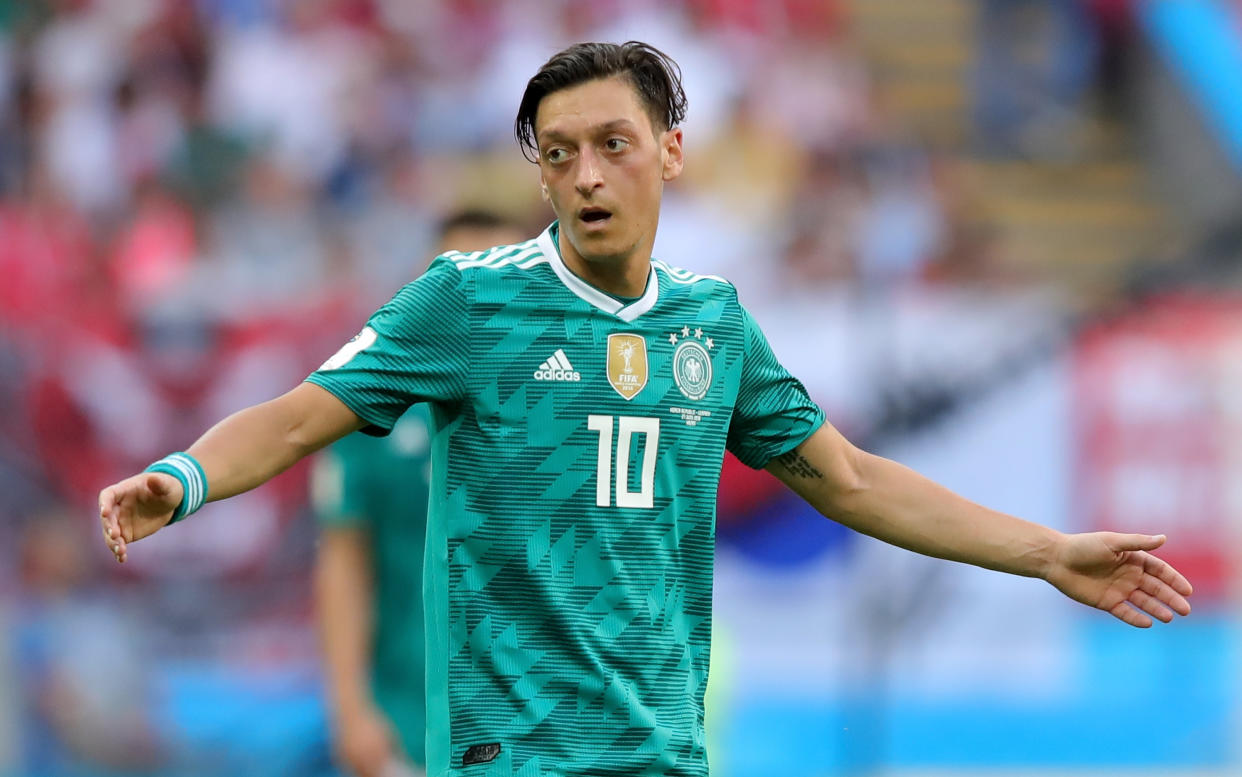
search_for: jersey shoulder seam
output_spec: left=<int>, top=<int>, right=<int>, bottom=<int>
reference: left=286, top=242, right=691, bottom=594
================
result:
left=651, top=259, right=735, bottom=290
left=441, top=239, right=546, bottom=274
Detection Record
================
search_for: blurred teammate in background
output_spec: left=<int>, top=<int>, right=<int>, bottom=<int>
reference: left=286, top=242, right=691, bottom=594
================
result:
left=311, top=210, right=524, bottom=777
left=100, top=41, right=1193, bottom=777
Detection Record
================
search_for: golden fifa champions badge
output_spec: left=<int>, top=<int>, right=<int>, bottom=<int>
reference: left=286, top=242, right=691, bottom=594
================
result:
left=607, top=333, right=648, bottom=400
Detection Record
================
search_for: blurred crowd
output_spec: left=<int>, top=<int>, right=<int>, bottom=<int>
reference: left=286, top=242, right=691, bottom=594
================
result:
left=0, top=1, right=1103, bottom=774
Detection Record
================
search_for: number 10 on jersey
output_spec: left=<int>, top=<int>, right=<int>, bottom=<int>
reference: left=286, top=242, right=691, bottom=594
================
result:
left=588, top=415, right=660, bottom=508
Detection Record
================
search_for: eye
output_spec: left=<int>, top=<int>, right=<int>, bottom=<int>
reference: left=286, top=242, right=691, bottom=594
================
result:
left=604, top=137, right=630, bottom=153
left=544, top=147, right=570, bottom=164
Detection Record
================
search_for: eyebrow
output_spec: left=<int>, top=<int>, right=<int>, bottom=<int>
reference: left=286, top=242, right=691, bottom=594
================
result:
left=538, top=119, right=641, bottom=145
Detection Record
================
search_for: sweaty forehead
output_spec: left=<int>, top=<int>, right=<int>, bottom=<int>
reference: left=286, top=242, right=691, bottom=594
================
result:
left=534, top=76, right=653, bottom=142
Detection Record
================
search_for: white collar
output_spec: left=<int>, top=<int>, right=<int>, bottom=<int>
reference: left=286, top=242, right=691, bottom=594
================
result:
left=535, top=224, right=659, bottom=323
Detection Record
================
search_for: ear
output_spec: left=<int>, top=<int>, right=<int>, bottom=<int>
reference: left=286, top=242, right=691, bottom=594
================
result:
left=661, top=128, right=684, bottom=182
left=539, top=175, right=550, bottom=202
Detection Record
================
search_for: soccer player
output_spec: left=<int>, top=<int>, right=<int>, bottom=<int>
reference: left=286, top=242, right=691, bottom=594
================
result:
left=312, top=210, right=525, bottom=777
left=100, top=41, right=1193, bottom=777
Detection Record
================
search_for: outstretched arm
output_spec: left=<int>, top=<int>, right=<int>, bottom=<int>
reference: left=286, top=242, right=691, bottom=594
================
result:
left=100, top=382, right=364, bottom=562
left=767, top=422, right=1193, bottom=627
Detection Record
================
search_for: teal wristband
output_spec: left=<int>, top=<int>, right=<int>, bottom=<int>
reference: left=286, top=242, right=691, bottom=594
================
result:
left=144, top=452, right=208, bottom=524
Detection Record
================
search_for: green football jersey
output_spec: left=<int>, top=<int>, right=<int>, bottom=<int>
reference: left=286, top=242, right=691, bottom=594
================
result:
left=310, top=406, right=433, bottom=767
left=307, top=223, right=824, bottom=777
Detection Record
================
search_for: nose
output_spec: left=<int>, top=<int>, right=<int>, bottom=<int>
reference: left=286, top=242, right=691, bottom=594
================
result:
left=574, top=149, right=603, bottom=196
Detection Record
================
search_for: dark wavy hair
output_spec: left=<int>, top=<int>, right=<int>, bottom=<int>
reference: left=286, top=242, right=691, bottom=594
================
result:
left=514, top=41, right=688, bottom=163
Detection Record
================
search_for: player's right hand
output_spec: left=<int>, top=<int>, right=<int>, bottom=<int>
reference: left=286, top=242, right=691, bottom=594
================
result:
left=336, top=704, right=400, bottom=777
left=98, top=472, right=182, bottom=563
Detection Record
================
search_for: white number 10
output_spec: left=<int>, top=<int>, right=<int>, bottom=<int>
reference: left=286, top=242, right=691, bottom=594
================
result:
left=587, top=415, right=660, bottom=508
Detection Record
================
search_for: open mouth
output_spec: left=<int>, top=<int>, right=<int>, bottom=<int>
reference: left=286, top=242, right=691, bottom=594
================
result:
left=579, top=207, right=612, bottom=226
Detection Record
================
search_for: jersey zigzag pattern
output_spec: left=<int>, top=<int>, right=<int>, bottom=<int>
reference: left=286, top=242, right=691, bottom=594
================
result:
left=307, top=223, right=824, bottom=777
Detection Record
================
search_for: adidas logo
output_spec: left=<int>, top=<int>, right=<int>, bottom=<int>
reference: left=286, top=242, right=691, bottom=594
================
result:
left=533, top=349, right=581, bottom=382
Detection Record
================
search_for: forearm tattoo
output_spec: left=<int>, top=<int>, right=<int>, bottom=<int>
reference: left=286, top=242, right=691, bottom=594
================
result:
left=774, top=449, right=824, bottom=480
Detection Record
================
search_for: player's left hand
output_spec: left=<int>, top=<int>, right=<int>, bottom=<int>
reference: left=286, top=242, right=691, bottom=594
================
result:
left=1045, top=532, right=1193, bottom=627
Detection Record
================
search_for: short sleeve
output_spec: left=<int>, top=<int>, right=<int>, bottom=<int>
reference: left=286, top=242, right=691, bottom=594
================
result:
left=306, top=256, right=470, bottom=434
left=309, top=435, right=374, bottom=528
left=726, top=305, right=825, bottom=468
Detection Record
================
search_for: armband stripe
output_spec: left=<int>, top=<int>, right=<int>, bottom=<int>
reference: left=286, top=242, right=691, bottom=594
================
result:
left=144, top=452, right=208, bottom=524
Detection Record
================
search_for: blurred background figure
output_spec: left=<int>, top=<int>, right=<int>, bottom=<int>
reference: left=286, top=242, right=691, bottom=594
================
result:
left=972, top=0, right=1101, bottom=160
left=13, top=509, right=163, bottom=777
left=310, top=209, right=524, bottom=777
left=3, top=0, right=1241, bottom=774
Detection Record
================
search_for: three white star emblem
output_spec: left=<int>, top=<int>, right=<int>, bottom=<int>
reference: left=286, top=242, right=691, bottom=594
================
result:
left=669, top=326, right=713, bottom=349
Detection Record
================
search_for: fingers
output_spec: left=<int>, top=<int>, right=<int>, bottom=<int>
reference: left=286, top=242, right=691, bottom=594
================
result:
left=1138, top=568, right=1192, bottom=616
left=1143, top=552, right=1194, bottom=597
left=1105, top=548, right=1194, bottom=628
left=99, top=486, right=116, bottom=520
left=100, top=525, right=127, bottom=563
left=1109, top=600, right=1153, bottom=629
left=1112, top=532, right=1166, bottom=552
left=1127, top=588, right=1175, bottom=624
left=98, top=485, right=128, bottom=564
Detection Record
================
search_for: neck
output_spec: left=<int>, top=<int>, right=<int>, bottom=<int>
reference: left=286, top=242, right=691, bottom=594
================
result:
left=557, top=230, right=651, bottom=299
